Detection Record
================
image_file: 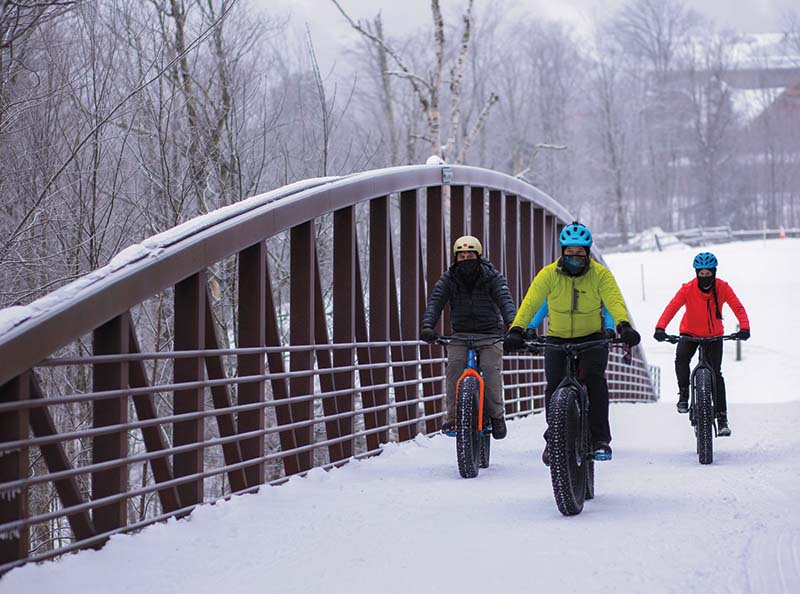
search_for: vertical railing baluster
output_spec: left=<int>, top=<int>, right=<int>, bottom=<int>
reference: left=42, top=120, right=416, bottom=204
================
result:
left=238, top=242, right=266, bottom=488
left=290, top=222, right=315, bottom=471
left=504, top=194, right=520, bottom=416
left=398, top=189, right=420, bottom=441
left=333, top=207, right=356, bottom=460
left=470, top=187, right=485, bottom=244
left=533, top=208, right=546, bottom=410
left=367, top=196, right=391, bottom=450
left=519, top=201, right=534, bottom=413
left=92, top=315, right=129, bottom=535
left=173, top=272, right=205, bottom=507
left=422, top=186, right=445, bottom=433
left=488, top=190, right=503, bottom=265
left=0, top=372, right=29, bottom=565
left=450, top=185, right=466, bottom=241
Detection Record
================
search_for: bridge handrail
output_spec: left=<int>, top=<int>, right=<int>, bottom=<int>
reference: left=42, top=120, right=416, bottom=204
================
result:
left=0, top=165, right=573, bottom=386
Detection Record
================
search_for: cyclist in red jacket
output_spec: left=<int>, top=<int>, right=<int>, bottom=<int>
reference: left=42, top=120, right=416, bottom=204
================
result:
left=653, top=252, right=750, bottom=436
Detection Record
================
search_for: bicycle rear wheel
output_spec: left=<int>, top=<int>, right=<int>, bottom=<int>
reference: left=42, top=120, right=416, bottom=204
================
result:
left=456, top=376, right=482, bottom=478
left=548, top=386, right=587, bottom=515
left=694, top=368, right=714, bottom=464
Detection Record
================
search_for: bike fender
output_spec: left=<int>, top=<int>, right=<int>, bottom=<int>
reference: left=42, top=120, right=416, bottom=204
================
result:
left=456, top=368, right=485, bottom=430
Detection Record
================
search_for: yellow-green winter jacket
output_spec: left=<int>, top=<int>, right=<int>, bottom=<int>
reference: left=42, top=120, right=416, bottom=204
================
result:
left=511, top=259, right=631, bottom=338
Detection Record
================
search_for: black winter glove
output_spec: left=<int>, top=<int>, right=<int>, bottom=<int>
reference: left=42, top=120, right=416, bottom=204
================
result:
left=617, top=321, right=641, bottom=347
left=420, top=326, right=437, bottom=344
left=603, top=328, right=616, bottom=340
left=735, top=328, right=750, bottom=341
left=523, top=328, right=538, bottom=340
left=503, top=326, right=526, bottom=351
left=653, top=328, right=667, bottom=342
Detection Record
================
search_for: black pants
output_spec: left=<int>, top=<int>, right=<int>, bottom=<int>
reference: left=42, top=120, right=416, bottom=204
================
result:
left=544, top=333, right=611, bottom=444
left=675, top=338, right=727, bottom=414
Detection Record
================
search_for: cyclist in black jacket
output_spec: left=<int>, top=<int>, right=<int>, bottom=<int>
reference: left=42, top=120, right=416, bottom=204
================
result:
left=420, top=236, right=517, bottom=439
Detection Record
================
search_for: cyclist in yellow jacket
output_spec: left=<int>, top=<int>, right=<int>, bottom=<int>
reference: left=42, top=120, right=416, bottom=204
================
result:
left=503, top=222, right=640, bottom=464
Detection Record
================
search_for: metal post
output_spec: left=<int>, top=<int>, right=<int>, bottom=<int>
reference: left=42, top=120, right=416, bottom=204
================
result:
left=238, top=242, right=266, bottom=487
left=398, top=189, right=421, bottom=441
left=290, top=222, right=315, bottom=471
left=92, top=315, right=129, bottom=534
left=333, top=206, right=356, bottom=459
left=367, top=196, right=391, bottom=449
left=0, top=373, right=29, bottom=565
left=173, top=271, right=206, bottom=506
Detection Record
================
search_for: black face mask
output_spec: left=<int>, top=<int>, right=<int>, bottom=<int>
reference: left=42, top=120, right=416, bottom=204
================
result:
left=697, top=273, right=715, bottom=291
left=562, top=255, right=589, bottom=276
left=457, top=259, right=479, bottom=277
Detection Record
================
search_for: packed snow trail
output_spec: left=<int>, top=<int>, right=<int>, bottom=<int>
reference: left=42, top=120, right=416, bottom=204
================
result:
left=3, top=239, right=800, bottom=594
left=4, top=401, right=799, bottom=594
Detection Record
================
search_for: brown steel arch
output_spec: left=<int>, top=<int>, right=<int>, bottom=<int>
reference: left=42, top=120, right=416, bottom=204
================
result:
left=0, top=165, right=657, bottom=571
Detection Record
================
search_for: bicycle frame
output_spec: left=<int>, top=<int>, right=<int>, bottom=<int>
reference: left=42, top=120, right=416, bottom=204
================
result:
left=436, top=335, right=503, bottom=432
left=665, top=334, right=737, bottom=419
left=530, top=337, right=625, bottom=456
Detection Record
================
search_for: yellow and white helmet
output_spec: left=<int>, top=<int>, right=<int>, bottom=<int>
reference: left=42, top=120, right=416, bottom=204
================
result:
left=453, top=235, right=482, bottom=257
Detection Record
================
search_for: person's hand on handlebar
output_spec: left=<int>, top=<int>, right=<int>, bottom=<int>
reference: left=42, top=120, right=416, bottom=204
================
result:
left=653, top=328, right=667, bottom=342
left=734, top=328, right=750, bottom=341
left=420, top=326, right=437, bottom=344
left=503, top=326, right=526, bottom=351
left=616, top=321, right=641, bottom=347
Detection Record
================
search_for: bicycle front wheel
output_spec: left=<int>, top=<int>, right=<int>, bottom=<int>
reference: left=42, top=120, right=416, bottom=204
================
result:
left=694, top=368, right=714, bottom=465
left=548, top=386, right=587, bottom=515
left=456, top=376, right=482, bottom=478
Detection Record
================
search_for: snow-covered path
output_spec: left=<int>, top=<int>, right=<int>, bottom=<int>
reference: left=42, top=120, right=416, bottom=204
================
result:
left=3, top=239, right=800, bottom=594
left=4, top=401, right=799, bottom=594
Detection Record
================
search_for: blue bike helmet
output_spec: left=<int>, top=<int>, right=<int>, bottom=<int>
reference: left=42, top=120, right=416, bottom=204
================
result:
left=559, top=222, right=593, bottom=248
left=693, top=252, right=718, bottom=269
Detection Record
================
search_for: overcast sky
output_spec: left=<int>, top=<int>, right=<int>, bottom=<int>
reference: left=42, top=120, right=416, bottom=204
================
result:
left=267, top=0, right=797, bottom=63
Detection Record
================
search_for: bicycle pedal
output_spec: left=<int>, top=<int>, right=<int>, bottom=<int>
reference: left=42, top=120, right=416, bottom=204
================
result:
left=442, top=430, right=456, bottom=437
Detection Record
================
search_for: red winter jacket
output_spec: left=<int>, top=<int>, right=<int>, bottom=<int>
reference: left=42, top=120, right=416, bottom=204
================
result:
left=656, top=278, right=750, bottom=337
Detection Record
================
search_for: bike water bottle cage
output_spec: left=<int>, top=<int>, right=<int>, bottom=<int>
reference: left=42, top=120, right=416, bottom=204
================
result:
left=559, top=222, right=592, bottom=248
left=693, top=252, right=717, bottom=269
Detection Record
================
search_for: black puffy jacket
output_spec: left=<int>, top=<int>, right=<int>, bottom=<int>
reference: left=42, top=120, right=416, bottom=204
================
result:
left=422, top=259, right=516, bottom=333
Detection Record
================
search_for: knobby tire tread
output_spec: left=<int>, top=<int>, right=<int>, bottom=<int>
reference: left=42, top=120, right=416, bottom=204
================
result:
left=456, top=376, right=481, bottom=478
left=549, top=386, right=586, bottom=515
left=695, top=368, right=714, bottom=465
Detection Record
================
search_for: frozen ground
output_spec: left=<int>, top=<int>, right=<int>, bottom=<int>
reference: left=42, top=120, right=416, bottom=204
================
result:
left=3, top=239, right=799, bottom=594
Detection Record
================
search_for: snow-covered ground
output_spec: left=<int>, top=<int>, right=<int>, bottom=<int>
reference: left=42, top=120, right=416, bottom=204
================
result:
left=3, top=239, right=799, bottom=594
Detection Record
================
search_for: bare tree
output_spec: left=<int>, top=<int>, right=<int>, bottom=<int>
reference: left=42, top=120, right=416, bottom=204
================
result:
left=330, top=0, right=497, bottom=163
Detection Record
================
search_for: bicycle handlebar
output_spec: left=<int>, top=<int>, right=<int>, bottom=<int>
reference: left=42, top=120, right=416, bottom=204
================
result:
left=662, top=334, right=739, bottom=345
left=434, top=334, right=504, bottom=347
left=522, top=336, right=628, bottom=354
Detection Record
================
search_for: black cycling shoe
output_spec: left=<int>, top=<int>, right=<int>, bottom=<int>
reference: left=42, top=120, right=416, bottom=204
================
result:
left=491, top=417, right=507, bottom=439
left=440, top=420, right=455, bottom=435
left=717, top=413, right=732, bottom=437
left=676, top=388, right=689, bottom=414
left=542, top=444, right=550, bottom=466
left=593, top=441, right=613, bottom=461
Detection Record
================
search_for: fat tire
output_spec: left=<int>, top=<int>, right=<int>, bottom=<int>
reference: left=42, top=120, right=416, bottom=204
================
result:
left=456, top=376, right=482, bottom=478
left=695, top=368, right=714, bottom=465
left=479, top=432, right=491, bottom=469
left=548, top=386, right=586, bottom=515
left=585, top=456, right=595, bottom=501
